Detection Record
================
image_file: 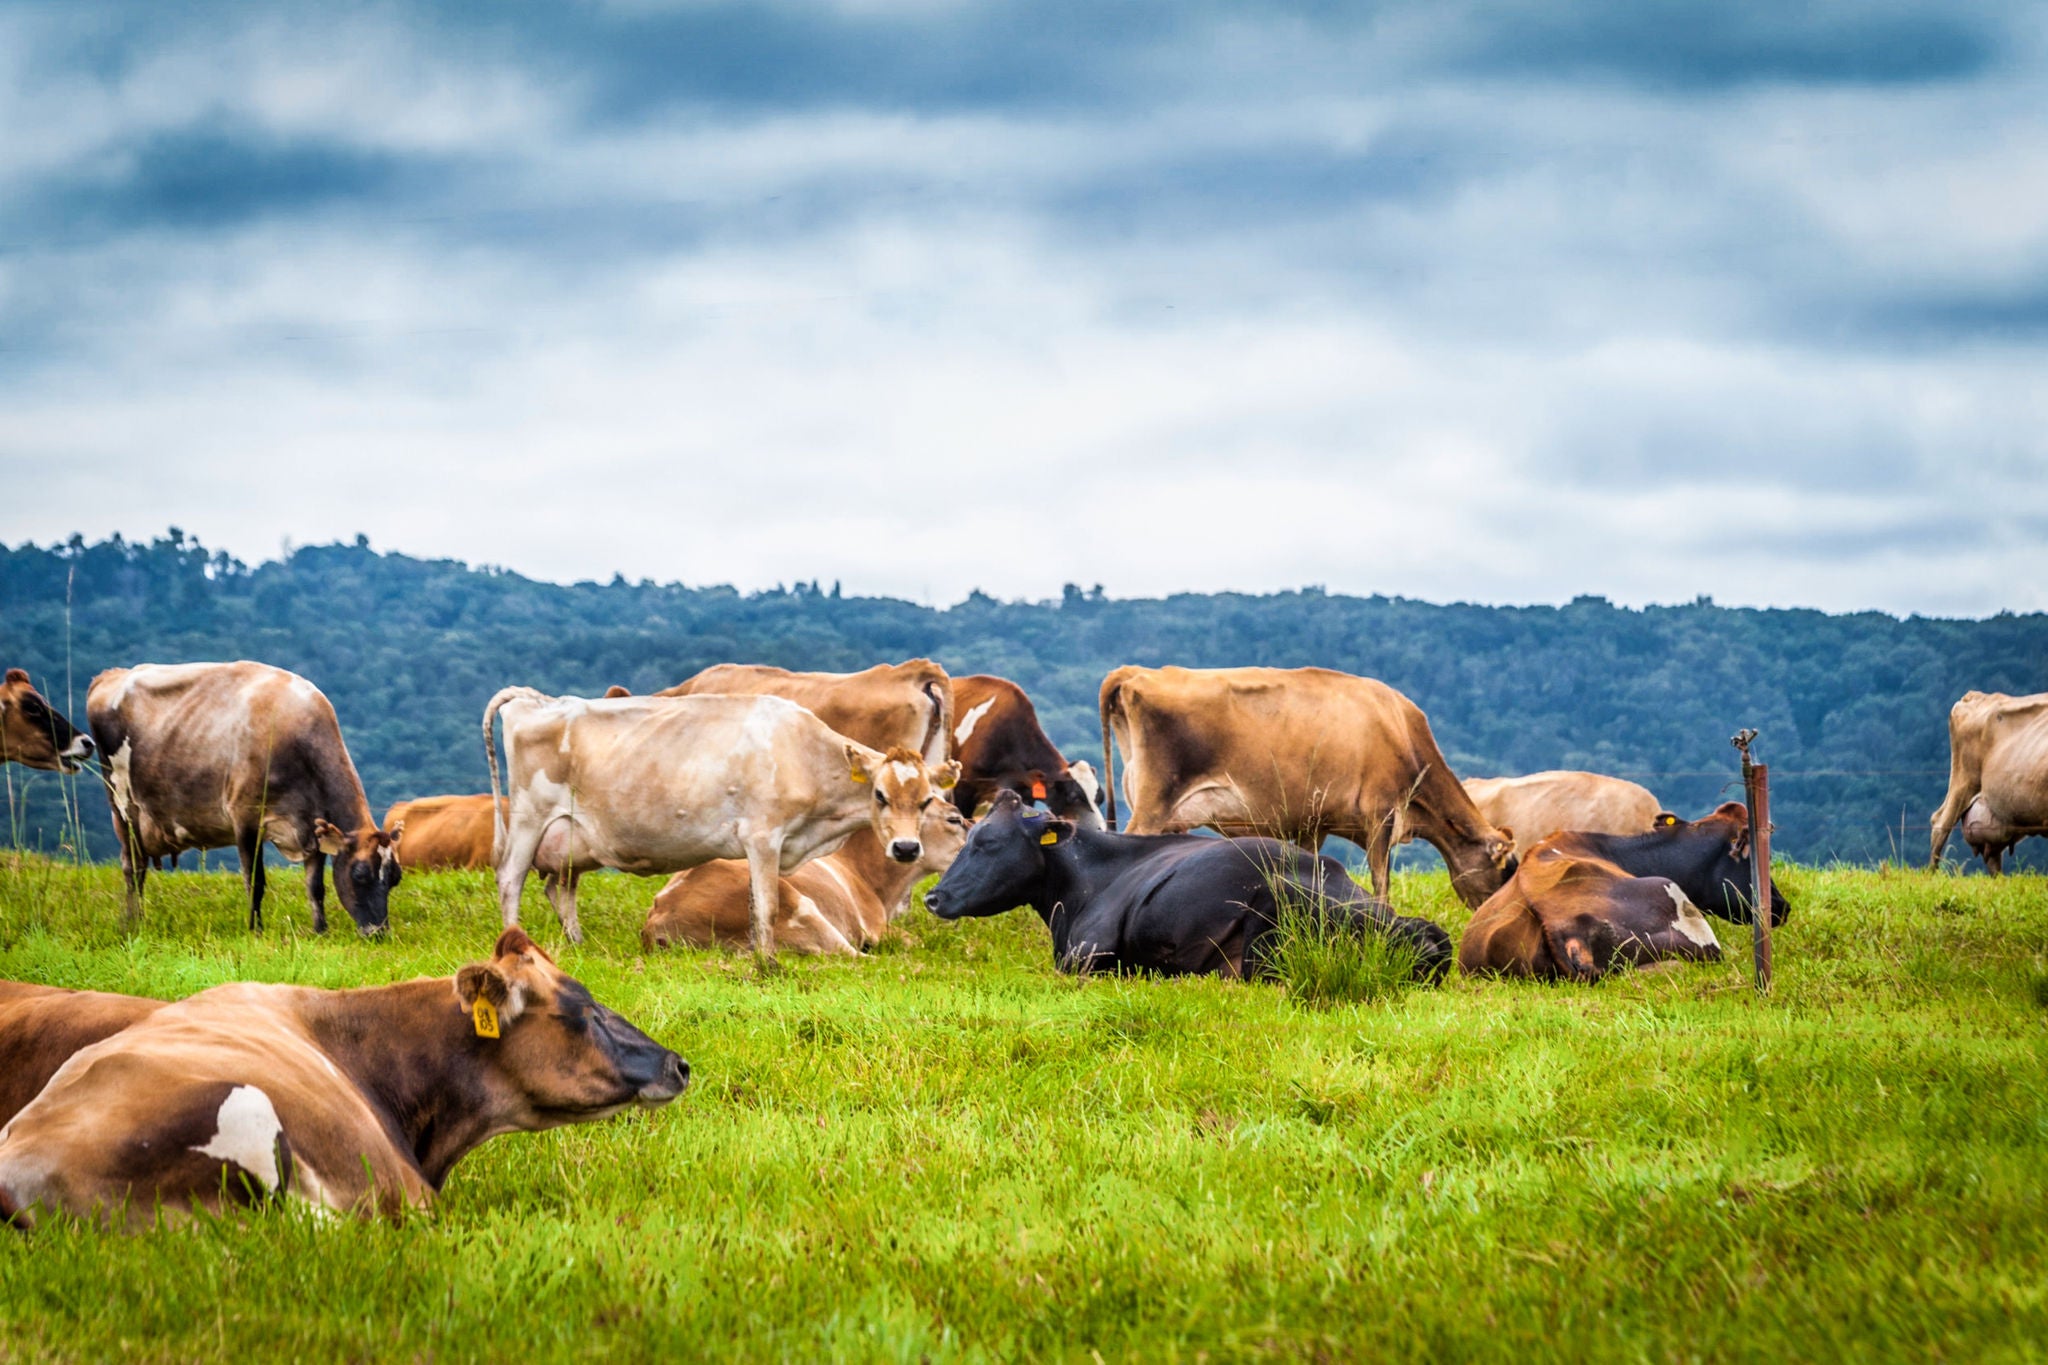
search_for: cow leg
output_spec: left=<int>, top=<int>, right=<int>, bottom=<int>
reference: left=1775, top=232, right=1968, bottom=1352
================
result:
left=1929, top=785, right=1973, bottom=869
left=303, top=852, right=327, bottom=934
left=494, top=821, right=545, bottom=930
left=1362, top=819, right=1395, bottom=902
left=544, top=869, right=586, bottom=945
left=1984, top=845, right=2005, bottom=876
left=115, top=821, right=148, bottom=930
left=236, top=829, right=266, bottom=934
left=743, top=837, right=785, bottom=959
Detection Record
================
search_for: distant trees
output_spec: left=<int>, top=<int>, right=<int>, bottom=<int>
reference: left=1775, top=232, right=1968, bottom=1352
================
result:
left=3, top=532, right=2042, bottom=868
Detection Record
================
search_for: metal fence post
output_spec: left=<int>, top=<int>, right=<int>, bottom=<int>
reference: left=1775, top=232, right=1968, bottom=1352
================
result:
left=1732, top=729, right=1773, bottom=995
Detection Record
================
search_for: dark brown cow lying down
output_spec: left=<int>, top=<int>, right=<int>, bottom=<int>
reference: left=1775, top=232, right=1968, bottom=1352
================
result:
left=0, top=982, right=163, bottom=1130
left=0, top=929, right=687, bottom=1230
left=1459, top=841, right=1723, bottom=982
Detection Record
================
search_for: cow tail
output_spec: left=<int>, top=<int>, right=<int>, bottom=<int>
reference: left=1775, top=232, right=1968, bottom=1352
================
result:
left=1099, top=678, right=1120, bottom=831
left=482, top=686, right=546, bottom=858
left=922, top=677, right=952, bottom=763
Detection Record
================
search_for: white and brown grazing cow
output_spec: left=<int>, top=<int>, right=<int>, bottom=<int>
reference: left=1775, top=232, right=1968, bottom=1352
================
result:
left=642, top=794, right=971, bottom=955
left=655, top=659, right=954, bottom=767
left=88, top=662, right=400, bottom=935
left=0, top=668, right=95, bottom=772
left=949, top=674, right=1104, bottom=828
left=484, top=688, right=960, bottom=951
left=381, top=794, right=503, bottom=871
left=1930, top=690, right=2048, bottom=873
left=1461, top=770, right=1667, bottom=857
left=1099, top=665, right=1515, bottom=908
left=0, top=928, right=686, bottom=1230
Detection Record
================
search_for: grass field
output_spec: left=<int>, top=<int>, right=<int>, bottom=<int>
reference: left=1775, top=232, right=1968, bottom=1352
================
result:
left=1, top=853, right=2044, bottom=1363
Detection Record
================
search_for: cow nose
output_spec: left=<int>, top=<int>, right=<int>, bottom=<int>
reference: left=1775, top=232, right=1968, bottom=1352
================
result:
left=889, top=839, right=922, bottom=863
left=67, top=735, right=95, bottom=758
left=666, top=1053, right=690, bottom=1093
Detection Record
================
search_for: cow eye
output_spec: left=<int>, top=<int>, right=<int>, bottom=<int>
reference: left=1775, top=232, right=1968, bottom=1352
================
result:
left=920, top=797, right=934, bottom=809
left=874, top=790, right=887, bottom=806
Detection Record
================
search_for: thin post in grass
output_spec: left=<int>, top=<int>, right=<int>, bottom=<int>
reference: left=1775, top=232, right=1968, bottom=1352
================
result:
left=1732, top=729, right=1773, bottom=995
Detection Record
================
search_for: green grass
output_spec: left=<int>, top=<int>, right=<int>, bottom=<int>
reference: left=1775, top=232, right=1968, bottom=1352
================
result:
left=1, top=854, right=2045, bottom=1363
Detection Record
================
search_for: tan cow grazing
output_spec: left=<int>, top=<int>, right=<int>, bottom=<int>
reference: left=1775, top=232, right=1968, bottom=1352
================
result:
left=655, top=659, right=954, bottom=767
left=0, top=982, right=163, bottom=1130
left=1461, top=770, right=1666, bottom=857
left=381, top=794, right=504, bottom=871
left=0, top=928, right=686, bottom=1230
left=1458, top=841, right=1723, bottom=982
left=642, top=797, right=971, bottom=955
left=484, top=689, right=960, bottom=950
left=1930, top=691, right=2048, bottom=873
left=0, top=669, right=96, bottom=772
left=87, top=662, right=400, bottom=936
left=1098, top=665, right=1515, bottom=908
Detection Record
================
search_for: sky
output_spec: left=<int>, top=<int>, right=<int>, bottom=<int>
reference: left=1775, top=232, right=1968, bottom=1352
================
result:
left=2, top=0, right=2043, bottom=616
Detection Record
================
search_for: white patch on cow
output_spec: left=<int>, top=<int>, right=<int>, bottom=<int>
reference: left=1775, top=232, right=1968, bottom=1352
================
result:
left=954, top=698, right=996, bottom=746
left=889, top=761, right=918, bottom=786
left=1663, top=884, right=1720, bottom=948
left=190, top=1086, right=285, bottom=1191
left=289, top=677, right=319, bottom=703
left=1067, top=760, right=1101, bottom=809
left=108, top=741, right=135, bottom=812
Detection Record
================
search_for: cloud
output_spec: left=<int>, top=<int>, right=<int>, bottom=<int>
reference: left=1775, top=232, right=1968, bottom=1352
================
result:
left=0, top=0, right=2043, bottom=618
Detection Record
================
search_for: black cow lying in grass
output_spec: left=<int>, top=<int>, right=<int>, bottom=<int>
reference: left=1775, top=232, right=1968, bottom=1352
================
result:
left=924, top=791, right=1452, bottom=979
left=1460, top=802, right=1790, bottom=982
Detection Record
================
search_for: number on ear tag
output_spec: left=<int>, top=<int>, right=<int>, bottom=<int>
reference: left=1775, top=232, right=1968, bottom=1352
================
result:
left=1030, top=779, right=1048, bottom=800
left=472, top=997, right=501, bottom=1039
left=1040, top=830, right=1059, bottom=846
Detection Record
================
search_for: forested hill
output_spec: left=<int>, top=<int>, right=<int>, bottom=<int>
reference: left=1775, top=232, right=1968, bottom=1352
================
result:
left=4, top=532, right=2044, bottom=868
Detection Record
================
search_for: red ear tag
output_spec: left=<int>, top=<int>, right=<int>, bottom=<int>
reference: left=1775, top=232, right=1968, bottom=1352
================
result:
left=1030, top=779, right=1047, bottom=800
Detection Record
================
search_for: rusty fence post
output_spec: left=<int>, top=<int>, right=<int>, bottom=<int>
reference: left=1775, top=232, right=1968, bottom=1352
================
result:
left=1732, top=729, right=1773, bottom=995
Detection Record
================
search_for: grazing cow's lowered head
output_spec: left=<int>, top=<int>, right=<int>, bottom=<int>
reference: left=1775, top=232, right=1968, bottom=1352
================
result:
left=851, top=745, right=962, bottom=865
left=314, top=817, right=403, bottom=937
left=925, top=792, right=1062, bottom=920
left=455, top=927, right=689, bottom=1124
left=0, top=670, right=94, bottom=773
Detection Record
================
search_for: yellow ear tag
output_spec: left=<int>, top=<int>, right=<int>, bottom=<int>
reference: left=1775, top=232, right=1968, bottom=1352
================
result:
left=472, top=997, right=500, bottom=1039
left=1040, top=830, right=1059, bottom=846
left=850, top=771, right=869, bottom=784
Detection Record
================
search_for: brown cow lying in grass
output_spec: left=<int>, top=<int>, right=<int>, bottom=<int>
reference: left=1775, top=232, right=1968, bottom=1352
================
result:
left=0, top=929, right=686, bottom=1229
left=642, top=798, right=971, bottom=955
left=0, top=981, right=164, bottom=1130
left=1459, top=840, right=1724, bottom=982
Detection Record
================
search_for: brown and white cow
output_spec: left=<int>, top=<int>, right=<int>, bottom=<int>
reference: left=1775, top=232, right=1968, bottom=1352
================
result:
left=1461, top=770, right=1666, bottom=857
left=949, top=674, right=1104, bottom=828
left=0, top=928, right=686, bottom=1230
left=1930, top=690, right=2048, bottom=873
left=381, top=794, right=504, bottom=871
left=642, top=796, right=971, bottom=955
left=88, top=662, right=400, bottom=935
left=0, top=669, right=95, bottom=773
left=1098, top=665, right=1515, bottom=908
left=1458, top=839, right=1723, bottom=982
left=656, top=659, right=954, bottom=767
left=484, top=688, right=960, bottom=951
left=0, top=981, right=163, bottom=1130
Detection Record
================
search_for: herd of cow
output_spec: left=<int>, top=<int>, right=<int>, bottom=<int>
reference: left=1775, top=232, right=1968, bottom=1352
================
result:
left=0, top=655, right=2039, bottom=1228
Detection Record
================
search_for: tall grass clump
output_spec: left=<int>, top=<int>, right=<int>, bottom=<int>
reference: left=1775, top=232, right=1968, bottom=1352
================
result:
left=1261, top=879, right=1421, bottom=1008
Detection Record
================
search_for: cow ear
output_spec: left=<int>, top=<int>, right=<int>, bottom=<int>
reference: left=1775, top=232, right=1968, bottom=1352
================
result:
left=847, top=744, right=873, bottom=783
left=455, top=963, right=526, bottom=1031
left=603, top=685, right=630, bottom=698
left=1038, top=817, right=1076, bottom=847
left=387, top=821, right=404, bottom=845
left=934, top=760, right=961, bottom=790
left=1730, top=826, right=1751, bottom=859
left=313, top=817, right=347, bottom=856
left=3, top=669, right=27, bottom=685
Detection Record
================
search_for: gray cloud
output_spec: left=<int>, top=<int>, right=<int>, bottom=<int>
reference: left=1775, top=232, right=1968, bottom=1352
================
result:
left=0, top=0, right=2042, bottom=616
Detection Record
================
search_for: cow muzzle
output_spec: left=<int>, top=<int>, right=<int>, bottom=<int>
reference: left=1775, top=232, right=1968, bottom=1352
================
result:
left=639, top=1051, right=690, bottom=1105
left=58, top=734, right=94, bottom=772
left=888, top=838, right=923, bottom=864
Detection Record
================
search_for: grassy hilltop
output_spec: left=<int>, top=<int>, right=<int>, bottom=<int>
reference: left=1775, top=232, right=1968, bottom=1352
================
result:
left=1, top=857, right=2043, bottom=1363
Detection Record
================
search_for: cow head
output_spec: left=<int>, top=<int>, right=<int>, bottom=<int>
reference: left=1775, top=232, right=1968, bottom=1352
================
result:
left=454, top=927, right=688, bottom=1125
left=0, top=669, right=94, bottom=773
left=1663, top=802, right=1790, bottom=926
left=849, top=745, right=961, bottom=865
left=1059, top=759, right=1109, bottom=831
left=313, top=818, right=403, bottom=937
left=925, top=790, right=1068, bottom=920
